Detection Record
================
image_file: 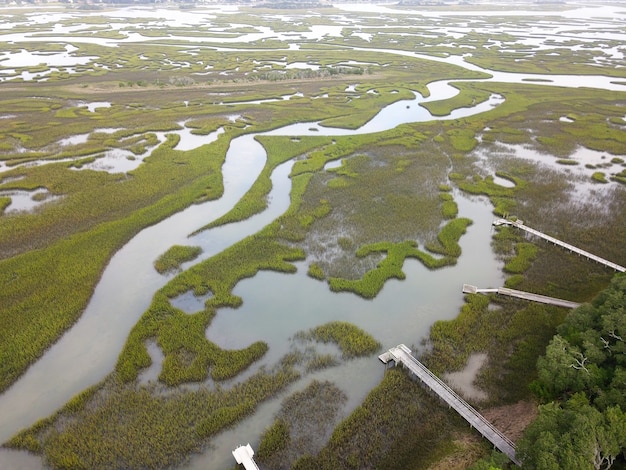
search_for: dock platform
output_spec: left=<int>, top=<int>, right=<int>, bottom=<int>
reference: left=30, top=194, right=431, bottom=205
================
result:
left=233, top=443, right=259, bottom=470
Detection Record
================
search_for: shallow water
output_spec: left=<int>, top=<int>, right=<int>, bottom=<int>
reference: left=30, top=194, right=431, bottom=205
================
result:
left=0, top=65, right=505, bottom=468
left=1, top=4, right=624, bottom=468
left=192, top=189, right=505, bottom=470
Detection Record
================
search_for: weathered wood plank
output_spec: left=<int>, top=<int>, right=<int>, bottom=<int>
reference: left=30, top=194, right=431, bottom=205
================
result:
left=493, top=219, right=625, bottom=272
left=384, top=344, right=521, bottom=466
left=463, top=284, right=581, bottom=309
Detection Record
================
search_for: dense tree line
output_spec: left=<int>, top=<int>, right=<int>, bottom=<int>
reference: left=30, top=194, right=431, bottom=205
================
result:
left=517, top=274, right=626, bottom=469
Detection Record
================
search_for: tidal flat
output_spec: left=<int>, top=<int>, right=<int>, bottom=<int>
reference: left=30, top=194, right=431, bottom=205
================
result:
left=0, top=2, right=625, bottom=469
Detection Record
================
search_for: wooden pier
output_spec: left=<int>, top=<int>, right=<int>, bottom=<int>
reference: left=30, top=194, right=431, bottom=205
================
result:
left=463, top=284, right=581, bottom=309
left=493, top=218, right=625, bottom=273
left=379, top=344, right=521, bottom=466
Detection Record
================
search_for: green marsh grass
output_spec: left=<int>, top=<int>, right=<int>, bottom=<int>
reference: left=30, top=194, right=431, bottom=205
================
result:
left=440, top=192, right=458, bottom=219
left=293, top=321, right=381, bottom=358
left=196, top=135, right=332, bottom=232
left=257, top=380, right=347, bottom=468
left=421, top=82, right=493, bottom=117
left=291, top=369, right=471, bottom=470
left=0, top=134, right=231, bottom=392
left=307, top=262, right=325, bottom=280
left=503, top=242, right=538, bottom=274
left=2, top=10, right=626, bottom=469
left=592, top=171, right=609, bottom=183
left=0, top=196, right=10, bottom=214
left=9, top=366, right=300, bottom=470
left=154, top=245, right=202, bottom=274
left=328, top=240, right=453, bottom=298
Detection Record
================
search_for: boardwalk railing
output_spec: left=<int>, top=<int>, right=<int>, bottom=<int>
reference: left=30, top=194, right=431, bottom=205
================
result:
left=493, top=218, right=625, bottom=273
left=463, top=284, right=581, bottom=309
left=379, top=344, right=521, bottom=466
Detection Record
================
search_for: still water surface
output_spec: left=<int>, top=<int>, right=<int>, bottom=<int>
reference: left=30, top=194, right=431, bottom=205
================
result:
left=1, top=5, right=623, bottom=468
left=0, top=78, right=505, bottom=469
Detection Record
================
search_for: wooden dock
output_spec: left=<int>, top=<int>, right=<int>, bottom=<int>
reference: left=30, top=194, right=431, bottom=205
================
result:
left=463, top=284, right=581, bottom=309
left=379, top=344, right=521, bottom=466
left=233, top=443, right=260, bottom=470
left=493, top=218, right=625, bottom=273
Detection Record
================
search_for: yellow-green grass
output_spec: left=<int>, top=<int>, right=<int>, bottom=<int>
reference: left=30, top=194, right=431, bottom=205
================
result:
left=420, top=81, right=493, bottom=117
left=0, top=135, right=230, bottom=393
left=257, top=380, right=347, bottom=467
left=425, top=217, right=473, bottom=258
left=116, top=234, right=305, bottom=384
left=292, top=321, right=381, bottom=358
left=592, top=171, right=609, bottom=183
left=197, top=135, right=334, bottom=232
left=2, top=16, right=626, bottom=469
left=503, top=242, right=538, bottom=274
left=0, top=197, right=10, bottom=214
left=289, top=369, right=473, bottom=470
left=328, top=239, right=455, bottom=299
left=154, top=245, right=202, bottom=274
left=8, top=367, right=300, bottom=470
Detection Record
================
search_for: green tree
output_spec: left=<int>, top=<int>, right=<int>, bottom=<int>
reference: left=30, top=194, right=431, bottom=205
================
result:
left=533, top=275, right=626, bottom=407
left=517, top=394, right=626, bottom=470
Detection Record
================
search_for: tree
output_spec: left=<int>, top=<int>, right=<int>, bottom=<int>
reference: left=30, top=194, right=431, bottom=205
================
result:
left=517, top=394, right=626, bottom=470
left=522, top=275, right=626, bottom=468
left=533, top=274, right=626, bottom=407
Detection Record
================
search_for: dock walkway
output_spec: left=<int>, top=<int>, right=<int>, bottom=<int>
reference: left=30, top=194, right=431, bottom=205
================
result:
left=463, top=284, right=581, bottom=309
left=232, top=444, right=260, bottom=470
left=493, top=218, right=625, bottom=273
left=379, top=344, right=521, bottom=466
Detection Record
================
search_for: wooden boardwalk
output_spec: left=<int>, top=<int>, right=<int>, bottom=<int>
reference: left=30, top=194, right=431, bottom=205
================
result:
left=463, top=284, right=581, bottom=309
left=233, top=444, right=260, bottom=470
left=379, top=344, right=521, bottom=466
left=493, top=218, right=625, bottom=273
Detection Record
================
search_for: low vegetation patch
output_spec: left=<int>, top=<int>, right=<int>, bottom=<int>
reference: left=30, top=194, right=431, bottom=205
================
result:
left=257, top=380, right=348, bottom=469
left=293, top=321, right=381, bottom=358
left=7, top=366, right=300, bottom=470
left=154, top=245, right=202, bottom=274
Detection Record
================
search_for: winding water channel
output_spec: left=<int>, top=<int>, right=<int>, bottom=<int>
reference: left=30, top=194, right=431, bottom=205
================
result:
left=0, top=78, right=509, bottom=470
left=1, top=6, right=625, bottom=468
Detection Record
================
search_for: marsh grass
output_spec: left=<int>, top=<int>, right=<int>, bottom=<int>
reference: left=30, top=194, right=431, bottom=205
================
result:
left=591, top=171, right=609, bottom=183
left=503, top=242, right=538, bottom=274
left=0, top=196, right=10, bottom=214
left=196, top=135, right=331, bottom=232
left=2, top=9, right=626, bottom=470
left=420, top=82, right=492, bottom=117
left=0, top=136, right=230, bottom=392
left=117, top=234, right=305, bottom=384
left=8, top=366, right=300, bottom=470
left=307, top=262, right=325, bottom=280
left=154, top=245, right=202, bottom=274
left=257, top=380, right=347, bottom=469
left=293, top=321, right=381, bottom=358
left=290, top=369, right=471, bottom=470
left=328, top=239, right=454, bottom=298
